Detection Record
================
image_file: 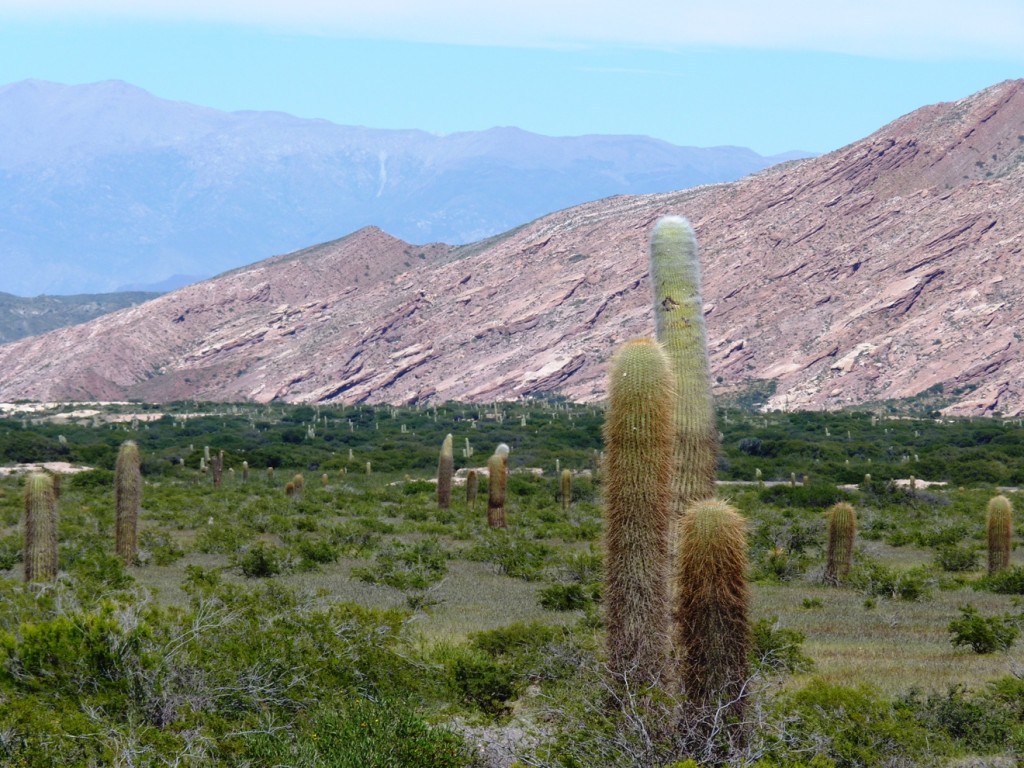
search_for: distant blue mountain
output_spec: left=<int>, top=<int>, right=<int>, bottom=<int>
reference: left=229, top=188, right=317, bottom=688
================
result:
left=0, top=79, right=812, bottom=295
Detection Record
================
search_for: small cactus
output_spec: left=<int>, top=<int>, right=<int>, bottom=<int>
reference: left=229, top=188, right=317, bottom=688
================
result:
left=437, top=433, right=454, bottom=509
left=603, top=339, right=674, bottom=688
left=114, top=440, right=141, bottom=564
left=987, top=495, right=1014, bottom=575
left=560, top=468, right=572, bottom=512
left=24, top=472, right=58, bottom=582
left=674, top=498, right=750, bottom=717
left=487, top=452, right=508, bottom=529
left=466, top=469, right=479, bottom=510
left=241, top=460, right=249, bottom=483
left=267, top=466, right=274, bottom=484
left=823, top=502, right=856, bottom=586
left=212, top=450, right=224, bottom=487
left=366, top=461, right=372, bottom=476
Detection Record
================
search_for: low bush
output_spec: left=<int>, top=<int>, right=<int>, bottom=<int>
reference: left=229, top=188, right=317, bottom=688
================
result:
left=948, top=605, right=1019, bottom=653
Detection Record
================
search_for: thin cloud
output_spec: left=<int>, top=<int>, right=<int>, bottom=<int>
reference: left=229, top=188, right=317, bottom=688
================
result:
left=3, top=0, right=1024, bottom=59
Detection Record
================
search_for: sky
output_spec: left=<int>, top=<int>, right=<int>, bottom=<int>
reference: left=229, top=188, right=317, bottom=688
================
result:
left=0, top=1, right=1022, bottom=155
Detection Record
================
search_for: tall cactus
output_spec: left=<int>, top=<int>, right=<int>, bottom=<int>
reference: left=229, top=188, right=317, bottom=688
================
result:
left=487, top=450, right=508, bottom=529
left=649, top=216, right=717, bottom=527
left=437, top=433, right=454, bottom=509
left=23, top=472, right=58, bottom=582
left=560, top=468, right=572, bottom=512
left=987, top=495, right=1014, bottom=575
left=603, top=338, right=675, bottom=687
left=823, top=502, right=856, bottom=586
left=115, top=440, right=141, bottom=564
left=674, top=498, right=750, bottom=716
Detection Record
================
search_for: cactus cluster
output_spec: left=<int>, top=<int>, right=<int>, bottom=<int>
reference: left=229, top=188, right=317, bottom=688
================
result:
left=601, top=217, right=750, bottom=730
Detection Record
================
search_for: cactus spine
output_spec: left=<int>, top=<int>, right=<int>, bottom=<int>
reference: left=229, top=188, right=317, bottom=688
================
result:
left=487, top=451, right=508, bottom=529
left=603, top=339, right=674, bottom=687
left=987, top=495, right=1014, bottom=575
left=466, top=469, right=479, bottom=510
left=24, top=472, right=58, bottom=582
left=823, top=502, right=856, bottom=586
left=115, top=440, right=141, bottom=564
left=437, top=433, right=454, bottom=509
left=674, top=498, right=750, bottom=715
left=649, top=216, right=717, bottom=525
left=560, top=468, right=572, bottom=512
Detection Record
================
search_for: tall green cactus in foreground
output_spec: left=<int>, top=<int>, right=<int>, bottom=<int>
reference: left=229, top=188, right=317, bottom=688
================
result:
left=649, top=216, right=717, bottom=525
left=674, top=498, right=750, bottom=716
left=437, top=433, right=454, bottom=509
left=823, top=501, right=856, bottom=586
left=987, top=494, right=1014, bottom=575
left=24, top=472, right=58, bottom=582
left=561, top=468, right=572, bottom=512
left=487, top=448, right=508, bottom=529
left=115, top=440, right=141, bottom=564
left=603, top=338, right=675, bottom=687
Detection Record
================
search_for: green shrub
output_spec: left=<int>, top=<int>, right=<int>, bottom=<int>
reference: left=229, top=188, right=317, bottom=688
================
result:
left=538, top=582, right=591, bottom=611
left=977, top=565, right=1024, bottom=594
left=751, top=617, right=814, bottom=674
left=848, top=559, right=931, bottom=600
left=448, top=649, right=519, bottom=715
left=948, top=605, right=1019, bottom=653
left=463, top=532, right=554, bottom=581
left=244, top=697, right=470, bottom=767
left=934, top=544, right=978, bottom=572
left=352, top=539, right=448, bottom=590
left=769, top=679, right=948, bottom=767
left=236, top=543, right=286, bottom=578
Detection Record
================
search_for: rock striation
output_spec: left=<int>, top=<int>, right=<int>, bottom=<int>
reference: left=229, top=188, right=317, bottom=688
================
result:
left=0, top=80, right=1023, bottom=416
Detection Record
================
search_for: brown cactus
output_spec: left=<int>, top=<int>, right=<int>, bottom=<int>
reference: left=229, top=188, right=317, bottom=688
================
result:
left=114, top=440, right=141, bottom=564
left=23, top=472, right=58, bottom=582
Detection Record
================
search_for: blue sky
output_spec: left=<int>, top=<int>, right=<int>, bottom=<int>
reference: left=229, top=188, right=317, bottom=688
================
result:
left=0, top=1, right=1022, bottom=155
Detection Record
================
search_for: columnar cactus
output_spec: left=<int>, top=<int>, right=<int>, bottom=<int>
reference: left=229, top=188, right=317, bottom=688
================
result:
left=823, top=502, right=856, bottom=586
left=23, top=472, right=58, bottom=582
left=487, top=450, right=508, bottom=529
left=561, top=468, right=572, bottom=512
left=603, top=338, right=675, bottom=687
left=241, top=460, right=249, bottom=483
left=267, top=466, right=274, bottom=484
left=466, top=469, right=479, bottom=510
left=649, top=216, right=717, bottom=524
left=212, top=450, right=224, bottom=487
left=115, top=440, right=141, bottom=564
left=674, top=498, right=750, bottom=716
left=987, top=495, right=1014, bottom=575
left=437, top=433, right=454, bottom=509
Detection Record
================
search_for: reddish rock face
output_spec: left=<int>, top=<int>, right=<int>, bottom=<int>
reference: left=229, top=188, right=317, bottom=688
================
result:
left=1, top=80, right=1023, bottom=416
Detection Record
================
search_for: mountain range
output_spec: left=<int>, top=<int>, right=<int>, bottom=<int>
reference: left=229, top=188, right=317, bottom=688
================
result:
left=0, top=79, right=802, bottom=296
left=0, top=80, right=1021, bottom=416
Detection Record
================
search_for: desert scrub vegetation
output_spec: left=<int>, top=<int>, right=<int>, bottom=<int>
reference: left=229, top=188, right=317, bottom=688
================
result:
left=0, top=397, right=1022, bottom=764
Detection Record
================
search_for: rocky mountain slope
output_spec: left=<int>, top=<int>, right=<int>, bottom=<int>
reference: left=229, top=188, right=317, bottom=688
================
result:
left=0, top=80, right=1021, bottom=416
left=0, top=79, right=799, bottom=296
